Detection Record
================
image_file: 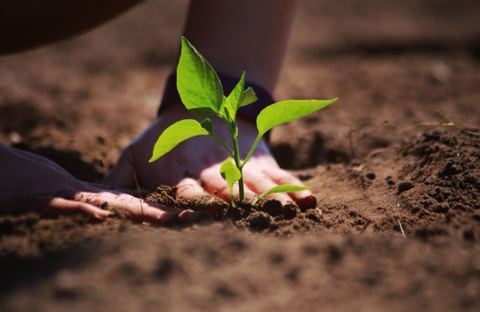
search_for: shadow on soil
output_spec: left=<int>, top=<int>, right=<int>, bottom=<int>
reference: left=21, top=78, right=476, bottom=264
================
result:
left=0, top=239, right=102, bottom=299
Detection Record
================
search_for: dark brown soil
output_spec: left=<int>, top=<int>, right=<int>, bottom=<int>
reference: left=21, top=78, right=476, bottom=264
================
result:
left=1, top=0, right=480, bottom=311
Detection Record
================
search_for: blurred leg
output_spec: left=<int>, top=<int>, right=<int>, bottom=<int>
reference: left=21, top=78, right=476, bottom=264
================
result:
left=184, top=0, right=297, bottom=93
left=0, top=0, right=144, bottom=53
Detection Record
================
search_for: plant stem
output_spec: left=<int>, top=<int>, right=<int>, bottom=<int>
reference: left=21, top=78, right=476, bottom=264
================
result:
left=231, top=123, right=245, bottom=203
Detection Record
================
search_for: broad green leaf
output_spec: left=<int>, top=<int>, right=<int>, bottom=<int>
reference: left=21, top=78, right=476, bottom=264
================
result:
left=253, top=184, right=310, bottom=204
left=221, top=71, right=245, bottom=121
left=219, top=157, right=241, bottom=202
left=177, top=37, right=223, bottom=116
left=256, top=99, right=337, bottom=136
left=239, top=87, right=257, bottom=107
left=149, top=119, right=209, bottom=162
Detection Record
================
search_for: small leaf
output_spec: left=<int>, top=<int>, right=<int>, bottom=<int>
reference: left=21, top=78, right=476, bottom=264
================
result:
left=256, top=99, right=337, bottom=136
left=262, top=184, right=309, bottom=196
left=149, top=119, right=209, bottom=162
left=221, top=71, right=245, bottom=121
left=220, top=158, right=241, bottom=204
left=253, top=184, right=310, bottom=204
left=177, top=37, right=224, bottom=116
left=239, top=87, right=257, bottom=107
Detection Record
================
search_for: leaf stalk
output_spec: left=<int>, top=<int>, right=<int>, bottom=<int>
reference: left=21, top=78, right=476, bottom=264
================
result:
left=230, top=122, right=245, bottom=203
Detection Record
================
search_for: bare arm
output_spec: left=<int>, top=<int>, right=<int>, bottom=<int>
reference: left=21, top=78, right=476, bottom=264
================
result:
left=184, top=0, right=297, bottom=93
left=0, top=0, right=144, bottom=54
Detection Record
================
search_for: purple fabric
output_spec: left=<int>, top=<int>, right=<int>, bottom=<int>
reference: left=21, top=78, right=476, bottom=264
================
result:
left=157, top=72, right=274, bottom=123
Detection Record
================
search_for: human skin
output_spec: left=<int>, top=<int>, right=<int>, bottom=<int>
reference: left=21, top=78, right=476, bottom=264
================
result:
left=0, top=144, right=200, bottom=223
left=0, top=0, right=314, bottom=220
left=0, top=0, right=145, bottom=54
left=107, top=0, right=316, bottom=207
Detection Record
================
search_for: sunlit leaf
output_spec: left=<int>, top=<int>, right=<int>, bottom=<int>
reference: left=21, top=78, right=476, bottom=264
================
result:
left=256, top=99, right=337, bottom=136
left=253, top=184, right=310, bottom=204
left=177, top=36, right=223, bottom=116
left=239, top=87, right=257, bottom=107
left=220, top=157, right=241, bottom=204
left=149, top=119, right=209, bottom=162
left=221, top=71, right=245, bottom=121
left=261, top=184, right=309, bottom=196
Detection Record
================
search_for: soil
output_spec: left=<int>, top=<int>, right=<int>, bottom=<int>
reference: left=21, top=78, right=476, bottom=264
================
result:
left=1, top=0, right=480, bottom=311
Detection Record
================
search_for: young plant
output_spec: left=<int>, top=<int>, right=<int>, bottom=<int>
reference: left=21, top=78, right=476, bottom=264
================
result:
left=149, top=36, right=337, bottom=207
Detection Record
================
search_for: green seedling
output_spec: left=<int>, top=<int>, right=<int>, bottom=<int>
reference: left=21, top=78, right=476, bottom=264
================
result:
left=149, top=36, right=337, bottom=207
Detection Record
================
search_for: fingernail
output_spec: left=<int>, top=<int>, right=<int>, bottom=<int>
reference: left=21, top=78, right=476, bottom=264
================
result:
left=294, top=190, right=313, bottom=198
left=178, top=209, right=196, bottom=223
left=297, top=195, right=317, bottom=211
left=95, top=211, right=110, bottom=220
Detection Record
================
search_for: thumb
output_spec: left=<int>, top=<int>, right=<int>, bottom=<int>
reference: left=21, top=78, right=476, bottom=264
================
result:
left=104, top=147, right=135, bottom=189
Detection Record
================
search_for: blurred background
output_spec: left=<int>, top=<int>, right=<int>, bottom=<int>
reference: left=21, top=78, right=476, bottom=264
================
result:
left=0, top=0, right=479, bottom=177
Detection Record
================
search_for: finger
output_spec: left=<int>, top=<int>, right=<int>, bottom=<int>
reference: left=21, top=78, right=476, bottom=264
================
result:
left=176, top=178, right=227, bottom=218
left=232, top=183, right=257, bottom=203
left=177, top=209, right=208, bottom=224
left=263, top=168, right=317, bottom=209
left=200, top=166, right=256, bottom=203
left=104, top=147, right=135, bottom=189
left=116, top=199, right=177, bottom=223
left=243, top=168, right=291, bottom=205
left=126, top=198, right=202, bottom=224
left=176, top=178, right=208, bottom=200
left=74, top=191, right=178, bottom=223
left=47, top=197, right=110, bottom=220
left=200, top=165, right=230, bottom=201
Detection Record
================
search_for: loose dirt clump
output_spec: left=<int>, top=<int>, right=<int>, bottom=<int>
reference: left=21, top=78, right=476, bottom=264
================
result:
left=398, top=130, right=480, bottom=240
left=145, top=130, right=480, bottom=239
left=147, top=187, right=325, bottom=236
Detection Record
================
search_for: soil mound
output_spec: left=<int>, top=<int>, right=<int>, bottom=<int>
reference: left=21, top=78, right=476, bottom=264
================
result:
left=146, top=186, right=325, bottom=237
left=399, top=130, right=480, bottom=240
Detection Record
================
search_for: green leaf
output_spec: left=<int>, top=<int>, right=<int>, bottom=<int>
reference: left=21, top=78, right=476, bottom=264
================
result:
left=256, top=99, right=337, bottom=136
left=262, top=184, right=309, bottom=196
left=253, top=184, right=310, bottom=204
left=177, top=36, right=224, bottom=116
left=219, top=157, right=241, bottom=203
left=239, top=87, right=257, bottom=107
left=149, top=119, right=209, bottom=162
left=221, top=71, right=245, bottom=121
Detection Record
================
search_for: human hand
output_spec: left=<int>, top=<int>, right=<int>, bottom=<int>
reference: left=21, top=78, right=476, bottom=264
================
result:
left=0, top=144, right=198, bottom=223
left=106, top=106, right=316, bottom=209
